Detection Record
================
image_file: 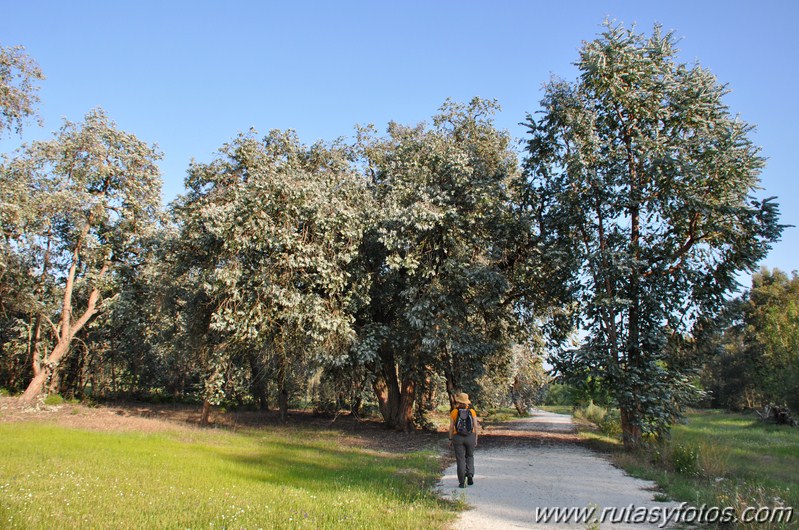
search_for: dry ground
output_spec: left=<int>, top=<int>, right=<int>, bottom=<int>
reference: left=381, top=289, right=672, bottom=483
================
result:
left=0, top=396, right=445, bottom=454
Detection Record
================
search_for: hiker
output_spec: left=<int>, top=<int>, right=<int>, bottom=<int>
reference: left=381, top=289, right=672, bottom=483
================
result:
left=448, top=392, right=479, bottom=488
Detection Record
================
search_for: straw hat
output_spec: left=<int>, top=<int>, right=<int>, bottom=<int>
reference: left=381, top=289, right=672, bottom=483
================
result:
left=454, top=392, right=471, bottom=405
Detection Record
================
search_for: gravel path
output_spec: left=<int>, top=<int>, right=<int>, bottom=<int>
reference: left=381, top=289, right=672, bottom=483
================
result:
left=439, top=410, right=683, bottom=529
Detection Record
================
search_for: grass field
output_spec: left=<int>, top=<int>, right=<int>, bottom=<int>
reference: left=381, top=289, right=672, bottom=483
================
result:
left=0, top=411, right=458, bottom=529
left=579, top=408, right=799, bottom=529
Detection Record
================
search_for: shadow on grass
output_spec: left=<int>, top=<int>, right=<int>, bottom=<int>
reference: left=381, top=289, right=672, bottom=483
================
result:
left=203, top=431, right=462, bottom=514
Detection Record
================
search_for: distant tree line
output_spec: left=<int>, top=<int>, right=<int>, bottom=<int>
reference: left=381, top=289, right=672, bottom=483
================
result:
left=0, top=23, right=787, bottom=447
left=702, top=268, right=799, bottom=414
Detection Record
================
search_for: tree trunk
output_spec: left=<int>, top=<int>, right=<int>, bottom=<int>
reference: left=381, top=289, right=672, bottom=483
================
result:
left=349, top=395, right=362, bottom=417
left=20, top=338, right=71, bottom=402
left=28, top=315, right=43, bottom=379
left=249, top=354, right=269, bottom=411
left=622, top=135, right=644, bottom=452
left=20, top=237, right=107, bottom=403
left=27, top=237, right=51, bottom=385
left=620, top=405, right=642, bottom=450
left=372, top=372, right=392, bottom=424
left=47, top=369, right=61, bottom=395
left=445, top=363, right=457, bottom=409
left=200, top=399, right=212, bottom=426
left=396, top=375, right=416, bottom=432
left=278, top=388, right=288, bottom=422
left=21, top=369, right=50, bottom=403
left=277, top=354, right=289, bottom=422
left=372, top=346, right=404, bottom=428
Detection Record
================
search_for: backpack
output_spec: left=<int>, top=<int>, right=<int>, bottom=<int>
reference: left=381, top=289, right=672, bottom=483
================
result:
left=455, top=407, right=474, bottom=435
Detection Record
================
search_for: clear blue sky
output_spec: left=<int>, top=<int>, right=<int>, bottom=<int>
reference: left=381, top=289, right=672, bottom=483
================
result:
left=4, top=1, right=797, bottom=279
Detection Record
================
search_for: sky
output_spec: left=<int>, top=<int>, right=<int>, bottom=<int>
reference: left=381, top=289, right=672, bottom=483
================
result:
left=3, top=0, right=797, bottom=280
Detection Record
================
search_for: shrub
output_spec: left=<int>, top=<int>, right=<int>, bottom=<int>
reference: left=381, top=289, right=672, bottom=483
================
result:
left=670, top=443, right=700, bottom=476
left=598, top=410, right=622, bottom=438
left=43, top=394, right=65, bottom=406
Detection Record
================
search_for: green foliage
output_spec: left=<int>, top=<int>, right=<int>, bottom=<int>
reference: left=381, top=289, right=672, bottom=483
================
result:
left=0, top=43, right=44, bottom=136
left=668, top=444, right=700, bottom=476
left=574, top=401, right=622, bottom=438
left=355, top=98, right=571, bottom=429
left=0, top=30, right=788, bottom=441
left=524, top=21, right=784, bottom=448
left=543, top=384, right=575, bottom=407
left=171, top=130, right=369, bottom=416
left=42, top=394, right=64, bottom=406
left=478, top=342, right=550, bottom=415
left=1, top=108, right=163, bottom=400
left=705, top=268, right=799, bottom=412
left=576, top=401, right=607, bottom=425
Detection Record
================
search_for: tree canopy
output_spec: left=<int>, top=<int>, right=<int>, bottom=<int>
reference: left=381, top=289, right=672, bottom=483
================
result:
left=704, top=268, right=799, bottom=412
left=0, top=43, right=44, bottom=137
left=0, top=109, right=163, bottom=401
left=170, top=130, right=369, bottom=422
left=354, top=98, right=565, bottom=430
left=0, top=26, right=788, bottom=445
left=523, top=22, right=784, bottom=448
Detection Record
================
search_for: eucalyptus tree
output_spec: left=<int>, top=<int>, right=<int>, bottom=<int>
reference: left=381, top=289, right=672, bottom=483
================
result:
left=173, top=130, right=369, bottom=422
left=0, top=43, right=44, bottom=137
left=65, top=228, right=174, bottom=398
left=356, top=98, right=564, bottom=431
left=1, top=109, right=163, bottom=401
left=524, top=23, right=784, bottom=448
left=0, top=43, right=44, bottom=388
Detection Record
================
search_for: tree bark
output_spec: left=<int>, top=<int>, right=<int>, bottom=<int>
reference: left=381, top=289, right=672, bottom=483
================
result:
left=372, top=372, right=392, bottom=425
left=396, top=375, right=416, bottom=432
left=200, top=399, right=212, bottom=426
left=371, top=345, right=418, bottom=430
left=20, top=270, right=106, bottom=402
left=20, top=219, right=107, bottom=403
left=277, top=353, right=289, bottom=422
left=249, top=353, right=269, bottom=412
left=620, top=405, right=642, bottom=450
left=445, top=364, right=457, bottom=409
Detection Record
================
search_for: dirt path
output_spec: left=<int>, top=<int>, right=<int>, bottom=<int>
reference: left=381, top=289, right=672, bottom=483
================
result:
left=440, top=410, right=684, bottom=529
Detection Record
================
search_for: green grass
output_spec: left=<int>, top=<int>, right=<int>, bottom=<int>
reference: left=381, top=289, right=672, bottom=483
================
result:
left=0, top=422, right=457, bottom=529
left=664, top=410, right=799, bottom=524
left=539, top=405, right=573, bottom=415
left=480, top=407, right=525, bottom=423
left=576, top=409, right=799, bottom=529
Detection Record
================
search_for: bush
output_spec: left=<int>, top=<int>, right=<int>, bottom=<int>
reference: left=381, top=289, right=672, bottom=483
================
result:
left=598, top=409, right=622, bottom=438
left=574, top=401, right=622, bottom=438
left=43, top=394, right=65, bottom=406
left=669, top=443, right=700, bottom=476
left=581, top=401, right=607, bottom=424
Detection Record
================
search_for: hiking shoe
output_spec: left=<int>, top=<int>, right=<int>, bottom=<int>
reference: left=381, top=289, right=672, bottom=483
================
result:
left=458, top=482, right=465, bottom=488
left=467, top=476, right=474, bottom=485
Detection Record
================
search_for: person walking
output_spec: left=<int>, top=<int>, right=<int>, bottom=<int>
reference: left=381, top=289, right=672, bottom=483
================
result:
left=448, top=392, right=479, bottom=488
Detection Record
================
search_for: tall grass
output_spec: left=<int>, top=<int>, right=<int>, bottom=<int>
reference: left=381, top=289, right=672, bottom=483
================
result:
left=592, top=410, right=799, bottom=529
left=0, top=422, right=456, bottom=529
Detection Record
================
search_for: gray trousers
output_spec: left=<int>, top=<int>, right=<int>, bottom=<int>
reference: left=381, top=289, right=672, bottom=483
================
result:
left=452, top=432, right=476, bottom=484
